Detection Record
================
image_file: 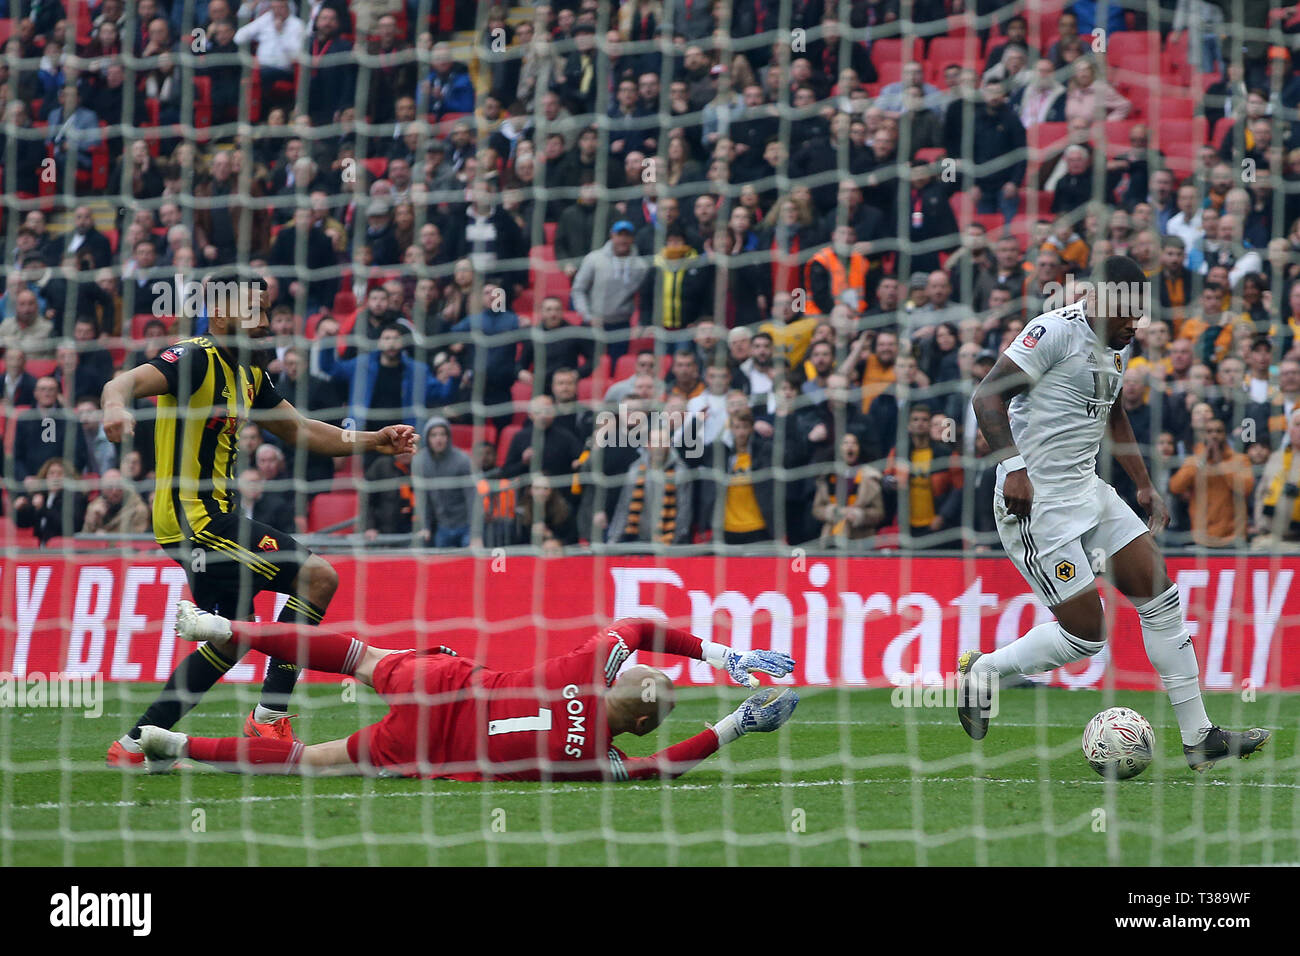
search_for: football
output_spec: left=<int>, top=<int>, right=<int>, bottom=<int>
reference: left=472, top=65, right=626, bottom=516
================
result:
left=1082, top=707, right=1156, bottom=779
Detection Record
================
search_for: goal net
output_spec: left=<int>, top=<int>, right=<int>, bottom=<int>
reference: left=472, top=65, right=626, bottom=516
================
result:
left=1, top=0, right=1298, bottom=867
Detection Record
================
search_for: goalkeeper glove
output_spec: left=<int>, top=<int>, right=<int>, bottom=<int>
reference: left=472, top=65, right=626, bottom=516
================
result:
left=702, top=643, right=797, bottom=687
left=713, top=687, right=800, bottom=745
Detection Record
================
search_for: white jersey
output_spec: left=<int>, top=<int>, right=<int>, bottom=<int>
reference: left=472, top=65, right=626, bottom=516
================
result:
left=997, top=302, right=1130, bottom=501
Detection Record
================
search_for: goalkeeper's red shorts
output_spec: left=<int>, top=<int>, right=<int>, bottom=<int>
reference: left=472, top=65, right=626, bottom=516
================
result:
left=345, top=651, right=478, bottom=777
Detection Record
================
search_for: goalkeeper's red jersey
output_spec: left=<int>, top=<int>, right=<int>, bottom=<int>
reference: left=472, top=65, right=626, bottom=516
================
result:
left=347, top=619, right=721, bottom=781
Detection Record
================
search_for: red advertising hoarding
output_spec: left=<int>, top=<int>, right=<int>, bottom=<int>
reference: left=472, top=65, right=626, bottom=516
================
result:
left=1, top=553, right=1294, bottom=691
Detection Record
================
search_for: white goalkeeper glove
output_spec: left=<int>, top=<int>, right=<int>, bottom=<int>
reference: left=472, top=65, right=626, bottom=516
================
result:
left=713, top=687, right=800, bottom=745
left=701, top=642, right=797, bottom=688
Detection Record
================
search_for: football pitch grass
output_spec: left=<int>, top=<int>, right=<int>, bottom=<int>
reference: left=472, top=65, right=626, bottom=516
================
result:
left=4, top=684, right=1298, bottom=866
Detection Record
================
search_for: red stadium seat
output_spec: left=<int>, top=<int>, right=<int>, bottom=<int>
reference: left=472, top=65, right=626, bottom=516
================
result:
left=510, top=378, right=534, bottom=406
left=3, top=410, right=22, bottom=456
left=144, top=100, right=162, bottom=155
left=307, top=492, right=358, bottom=533
left=435, top=0, right=455, bottom=34
left=1161, top=96, right=1197, bottom=123
left=941, top=14, right=975, bottom=45
left=193, top=76, right=213, bottom=130
left=247, top=67, right=262, bottom=121
left=1005, top=215, right=1036, bottom=248
left=1162, top=34, right=1194, bottom=85
left=1099, top=120, right=1142, bottom=157
left=25, top=359, right=58, bottom=379
left=75, top=3, right=92, bottom=43
left=1107, top=31, right=1160, bottom=70
left=949, top=191, right=970, bottom=228
left=613, top=353, right=639, bottom=380
left=1211, top=116, right=1235, bottom=150
left=450, top=422, right=496, bottom=453
left=1027, top=122, right=1069, bottom=156
left=870, top=37, right=923, bottom=87
left=333, top=290, right=357, bottom=315
left=1020, top=191, right=1055, bottom=217
left=1118, top=81, right=1149, bottom=119
left=306, top=310, right=339, bottom=339
left=496, top=423, right=521, bottom=458
left=6, top=519, right=38, bottom=550
left=1157, top=117, right=1203, bottom=151
left=925, top=37, right=981, bottom=85
left=0, top=19, right=12, bottom=47
left=131, top=313, right=174, bottom=339
left=580, top=354, right=612, bottom=401
left=1191, top=114, right=1209, bottom=146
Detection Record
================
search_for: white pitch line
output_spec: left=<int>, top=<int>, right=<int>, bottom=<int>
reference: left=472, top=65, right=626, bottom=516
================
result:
left=12, top=774, right=1300, bottom=812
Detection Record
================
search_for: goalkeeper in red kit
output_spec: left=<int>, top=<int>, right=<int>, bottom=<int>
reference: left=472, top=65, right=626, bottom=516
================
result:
left=138, top=602, right=799, bottom=779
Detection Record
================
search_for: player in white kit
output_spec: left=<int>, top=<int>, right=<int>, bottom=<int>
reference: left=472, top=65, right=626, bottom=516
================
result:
left=958, top=256, right=1269, bottom=771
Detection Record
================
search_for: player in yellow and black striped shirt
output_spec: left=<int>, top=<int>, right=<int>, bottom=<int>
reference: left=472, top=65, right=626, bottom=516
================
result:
left=100, top=275, right=416, bottom=768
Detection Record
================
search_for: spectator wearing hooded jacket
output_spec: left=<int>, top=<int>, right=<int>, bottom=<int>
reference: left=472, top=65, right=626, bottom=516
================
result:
left=571, top=221, right=650, bottom=366
left=413, top=416, right=476, bottom=548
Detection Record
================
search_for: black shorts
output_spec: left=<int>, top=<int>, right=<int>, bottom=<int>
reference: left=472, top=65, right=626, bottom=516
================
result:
left=165, top=513, right=313, bottom=619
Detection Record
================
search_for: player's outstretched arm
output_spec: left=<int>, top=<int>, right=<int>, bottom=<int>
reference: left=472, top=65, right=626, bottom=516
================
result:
left=609, top=618, right=796, bottom=687
left=101, top=364, right=171, bottom=441
left=972, top=353, right=1035, bottom=516
left=1108, top=402, right=1169, bottom=531
left=259, top=399, right=417, bottom=458
left=611, top=688, right=800, bottom=781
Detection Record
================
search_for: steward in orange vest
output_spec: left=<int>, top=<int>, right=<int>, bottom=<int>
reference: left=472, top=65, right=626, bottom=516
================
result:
left=805, top=228, right=869, bottom=315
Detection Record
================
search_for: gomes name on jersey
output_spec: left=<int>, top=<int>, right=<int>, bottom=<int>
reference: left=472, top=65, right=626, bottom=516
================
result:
left=561, top=683, right=588, bottom=758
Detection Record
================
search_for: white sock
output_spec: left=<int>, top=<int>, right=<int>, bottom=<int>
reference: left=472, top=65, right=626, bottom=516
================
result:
left=117, top=734, right=142, bottom=754
left=712, top=714, right=742, bottom=746
left=972, top=621, right=1105, bottom=677
left=1137, top=584, right=1211, bottom=747
left=253, top=704, right=288, bottom=723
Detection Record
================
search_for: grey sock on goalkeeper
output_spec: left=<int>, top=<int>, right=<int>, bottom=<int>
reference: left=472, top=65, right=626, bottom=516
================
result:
left=972, top=620, right=1105, bottom=677
left=1137, top=584, right=1210, bottom=746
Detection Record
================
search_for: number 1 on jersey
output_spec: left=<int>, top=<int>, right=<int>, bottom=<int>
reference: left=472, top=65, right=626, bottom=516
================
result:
left=488, top=708, right=553, bottom=735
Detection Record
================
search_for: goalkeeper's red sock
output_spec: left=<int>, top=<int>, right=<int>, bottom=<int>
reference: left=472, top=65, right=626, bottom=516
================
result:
left=187, top=736, right=304, bottom=773
left=229, top=622, right=366, bottom=675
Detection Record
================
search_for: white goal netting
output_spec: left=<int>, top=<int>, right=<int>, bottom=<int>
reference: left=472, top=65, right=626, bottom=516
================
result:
left=1, top=0, right=1298, bottom=867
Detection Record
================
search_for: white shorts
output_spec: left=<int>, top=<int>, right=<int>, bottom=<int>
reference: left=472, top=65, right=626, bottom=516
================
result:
left=994, top=474, right=1149, bottom=607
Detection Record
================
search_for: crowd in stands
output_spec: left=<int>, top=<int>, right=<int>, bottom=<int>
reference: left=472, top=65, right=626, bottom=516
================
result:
left=3, top=0, right=1300, bottom=552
